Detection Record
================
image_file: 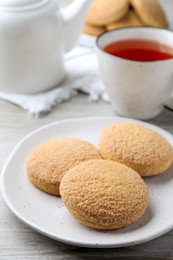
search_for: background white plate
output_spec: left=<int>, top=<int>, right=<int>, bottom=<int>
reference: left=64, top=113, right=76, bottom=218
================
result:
left=1, top=116, right=173, bottom=248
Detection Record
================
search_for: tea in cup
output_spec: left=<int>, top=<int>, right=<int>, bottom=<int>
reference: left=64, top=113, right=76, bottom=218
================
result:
left=96, top=27, right=173, bottom=119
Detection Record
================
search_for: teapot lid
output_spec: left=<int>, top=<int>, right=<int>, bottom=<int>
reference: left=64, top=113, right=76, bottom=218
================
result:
left=0, top=0, right=48, bottom=8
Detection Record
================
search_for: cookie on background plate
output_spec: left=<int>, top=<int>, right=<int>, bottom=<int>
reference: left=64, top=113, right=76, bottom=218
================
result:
left=86, top=0, right=129, bottom=26
left=99, top=122, right=173, bottom=176
left=83, top=22, right=105, bottom=36
left=106, top=10, right=145, bottom=31
left=130, top=0, right=168, bottom=28
left=60, top=159, right=149, bottom=230
left=27, top=137, right=101, bottom=196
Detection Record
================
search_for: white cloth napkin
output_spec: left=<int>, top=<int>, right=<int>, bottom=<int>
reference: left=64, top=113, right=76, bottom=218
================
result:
left=0, top=46, right=109, bottom=118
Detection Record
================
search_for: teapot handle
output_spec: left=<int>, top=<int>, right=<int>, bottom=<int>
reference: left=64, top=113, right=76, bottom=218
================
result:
left=164, top=99, right=173, bottom=111
left=164, top=85, right=173, bottom=111
left=60, top=0, right=93, bottom=53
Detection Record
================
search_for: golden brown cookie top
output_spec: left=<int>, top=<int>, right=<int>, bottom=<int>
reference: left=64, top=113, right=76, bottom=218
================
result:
left=99, top=122, right=173, bottom=176
left=60, top=159, right=149, bottom=230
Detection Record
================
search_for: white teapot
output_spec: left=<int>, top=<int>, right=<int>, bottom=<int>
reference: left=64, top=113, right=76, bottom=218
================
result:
left=0, top=0, right=92, bottom=93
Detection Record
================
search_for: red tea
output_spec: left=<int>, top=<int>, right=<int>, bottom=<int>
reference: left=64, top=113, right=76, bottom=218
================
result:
left=103, top=39, right=173, bottom=61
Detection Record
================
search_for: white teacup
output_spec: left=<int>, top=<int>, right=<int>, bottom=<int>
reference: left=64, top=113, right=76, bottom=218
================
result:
left=96, top=27, right=173, bottom=120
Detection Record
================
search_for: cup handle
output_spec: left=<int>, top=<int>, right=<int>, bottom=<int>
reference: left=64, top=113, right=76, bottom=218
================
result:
left=164, top=95, right=173, bottom=111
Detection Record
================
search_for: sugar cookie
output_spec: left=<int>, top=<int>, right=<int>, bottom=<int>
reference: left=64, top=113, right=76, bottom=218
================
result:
left=60, top=159, right=149, bottom=230
left=130, top=0, right=168, bottom=28
left=83, top=22, right=105, bottom=36
left=27, top=138, right=101, bottom=196
left=99, top=122, right=173, bottom=176
left=106, top=10, right=144, bottom=31
left=86, top=0, right=129, bottom=26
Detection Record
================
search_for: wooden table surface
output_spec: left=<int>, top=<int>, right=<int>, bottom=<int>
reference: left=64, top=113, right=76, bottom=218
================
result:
left=1, top=0, right=173, bottom=259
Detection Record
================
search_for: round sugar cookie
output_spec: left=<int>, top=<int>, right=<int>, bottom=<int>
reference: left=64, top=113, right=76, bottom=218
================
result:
left=99, top=122, right=173, bottom=176
left=60, top=159, right=149, bottom=230
left=130, top=0, right=168, bottom=28
left=27, top=138, right=101, bottom=196
left=86, top=0, right=129, bottom=26
left=106, top=10, right=145, bottom=31
left=83, top=22, right=105, bottom=36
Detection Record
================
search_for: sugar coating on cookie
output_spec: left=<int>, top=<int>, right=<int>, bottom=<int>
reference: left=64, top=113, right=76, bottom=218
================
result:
left=99, top=122, right=173, bottom=176
left=27, top=138, right=101, bottom=196
left=60, top=159, right=149, bottom=230
left=86, top=0, right=129, bottom=26
left=130, top=0, right=168, bottom=28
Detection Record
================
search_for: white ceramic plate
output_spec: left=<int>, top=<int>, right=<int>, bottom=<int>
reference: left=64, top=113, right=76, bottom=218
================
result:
left=1, top=116, right=173, bottom=248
